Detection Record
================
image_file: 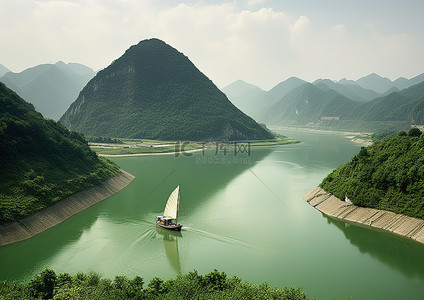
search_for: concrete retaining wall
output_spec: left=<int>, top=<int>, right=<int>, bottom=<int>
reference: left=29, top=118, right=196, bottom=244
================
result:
left=305, top=187, right=424, bottom=244
left=0, top=170, right=135, bottom=246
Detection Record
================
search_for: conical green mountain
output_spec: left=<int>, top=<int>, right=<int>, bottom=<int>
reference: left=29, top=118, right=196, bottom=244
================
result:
left=60, top=39, right=273, bottom=141
left=0, top=82, right=118, bottom=223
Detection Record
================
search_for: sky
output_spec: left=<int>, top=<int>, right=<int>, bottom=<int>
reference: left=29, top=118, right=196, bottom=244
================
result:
left=1, top=0, right=424, bottom=90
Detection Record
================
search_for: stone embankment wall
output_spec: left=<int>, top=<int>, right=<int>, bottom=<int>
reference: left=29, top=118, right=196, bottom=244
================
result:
left=305, top=187, right=424, bottom=244
left=0, top=170, right=135, bottom=246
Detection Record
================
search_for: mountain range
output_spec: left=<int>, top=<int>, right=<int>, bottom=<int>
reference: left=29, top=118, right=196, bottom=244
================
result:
left=0, top=64, right=10, bottom=77
left=338, top=73, right=424, bottom=94
left=223, top=73, right=424, bottom=132
left=262, top=82, right=360, bottom=126
left=313, top=78, right=380, bottom=102
left=222, top=77, right=306, bottom=120
left=0, top=62, right=95, bottom=120
left=60, top=38, right=273, bottom=141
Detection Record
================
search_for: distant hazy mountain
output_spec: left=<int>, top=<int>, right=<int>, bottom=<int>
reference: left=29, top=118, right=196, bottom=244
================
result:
left=313, top=79, right=380, bottom=102
left=224, top=73, right=424, bottom=131
left=0, top=62, right=95, bottom=120
left=0, top=64, right=10, bottom=77
left=392, top=77, right=410, bottom=91
left=223, top=77, right=306, bottom=121
left=60, top=39, right=273, bottom=141
left=261, top=80, right=424, bottom=131
left=262, top=77, right=307, bottom=107
left=338, top=73, right=424, bottom=94
left=222, top=80, right=266, bottom=118
left=338, top=78, right=357, bottom=85
left=381, top=86, right=400, bottom=96
left=262, top=83, right=360, bottom=125
left=397, top=73, right=424, bottom=90
left=350, top=81, right=424, bottom=124
left=355, top=73, right=394, bottom=94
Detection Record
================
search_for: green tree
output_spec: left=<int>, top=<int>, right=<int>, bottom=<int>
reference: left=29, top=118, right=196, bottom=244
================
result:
left=408, top=127, right=422, bottom=137
left=204, top=269, right=228, bottom=291
left=27, top=269, right=57, bottom=299
left=146, top=277, right=167, bottom=296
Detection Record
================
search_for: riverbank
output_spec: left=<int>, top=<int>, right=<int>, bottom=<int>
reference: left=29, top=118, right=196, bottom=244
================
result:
left=268, top=125, right=371, bottom=136
left=0, top=170, right=135, bottom=247
left=99, top=148, right=204, bottom=157
left=304, top=187, right=424, bottom=244
left=269, top=125, right=373, bottom=146
left=94, top=137, right=299, bottom=157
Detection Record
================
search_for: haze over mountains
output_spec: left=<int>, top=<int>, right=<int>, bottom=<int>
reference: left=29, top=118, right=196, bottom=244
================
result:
left=222, top=77, right=307, bottom=120
left=60, top=38, right=273, bottom=141
left=0, top=62, right=95, bottom=120
left=223, top=72, right=424, bottom=132
left=0, top=64, right=10, bottom=77
left=2, top=44, right=423, bottom=139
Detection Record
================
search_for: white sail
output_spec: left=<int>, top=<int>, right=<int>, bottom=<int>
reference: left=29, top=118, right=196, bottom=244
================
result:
left=163, top=186, right=180, bottom=220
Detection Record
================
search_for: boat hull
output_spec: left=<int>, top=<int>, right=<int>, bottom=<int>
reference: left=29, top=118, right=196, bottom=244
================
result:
left=156, top=222, right=182, bottom=231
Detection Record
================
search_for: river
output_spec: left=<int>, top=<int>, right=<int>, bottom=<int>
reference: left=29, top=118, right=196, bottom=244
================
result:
left=1, top=128, right=424, bottom=299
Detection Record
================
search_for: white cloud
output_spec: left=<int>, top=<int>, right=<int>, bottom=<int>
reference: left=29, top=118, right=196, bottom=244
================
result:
left=1, top=0, right=423, bottom=89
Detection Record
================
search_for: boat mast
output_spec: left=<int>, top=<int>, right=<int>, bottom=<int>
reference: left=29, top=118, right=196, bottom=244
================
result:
left=176, top=186, right=180, bottom=223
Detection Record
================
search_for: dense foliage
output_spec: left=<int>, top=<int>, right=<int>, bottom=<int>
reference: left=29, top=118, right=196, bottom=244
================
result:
left=60, top=38, right=274, bottom=141
left=370, top=130, right=398, bottom=142
left=0, top=82, right=119, bottom=224
left=320, top=129, right=424, bottom=219
left=0, top=269, right=310, bottom=300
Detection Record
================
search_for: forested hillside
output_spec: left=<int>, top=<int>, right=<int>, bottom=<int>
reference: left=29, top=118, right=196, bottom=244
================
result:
left=349, top=81, right=424, bottom=123
left=0, top=83, right=119, bottom=224
left=320, top=128, right=424, bottom=219
left=60, top=39, right=273, bottom=141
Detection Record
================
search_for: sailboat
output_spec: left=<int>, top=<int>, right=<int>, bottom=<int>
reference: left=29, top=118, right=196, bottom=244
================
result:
left=156, top=185, right=182, bottom=231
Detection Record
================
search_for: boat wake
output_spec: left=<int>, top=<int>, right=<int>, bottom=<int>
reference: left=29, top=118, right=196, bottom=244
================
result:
left=131, top=227, right=158, bottom=246
left=185, top=227, right=259, bottom=250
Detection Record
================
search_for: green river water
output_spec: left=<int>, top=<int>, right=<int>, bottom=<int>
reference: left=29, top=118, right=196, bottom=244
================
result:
left=1, top=128, right=424, bottom=299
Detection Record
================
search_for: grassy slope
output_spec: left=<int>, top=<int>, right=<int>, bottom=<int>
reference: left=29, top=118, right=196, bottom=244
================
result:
left=0, top=83, right=119, bottom=224
left=320, top=130, right=424, bottom=219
